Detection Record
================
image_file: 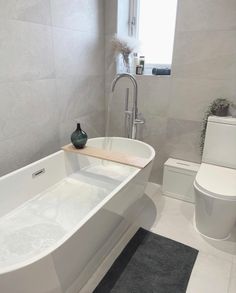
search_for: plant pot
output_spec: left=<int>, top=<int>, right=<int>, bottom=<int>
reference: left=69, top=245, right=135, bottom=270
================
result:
left=214, top=105, right=229, bottom=116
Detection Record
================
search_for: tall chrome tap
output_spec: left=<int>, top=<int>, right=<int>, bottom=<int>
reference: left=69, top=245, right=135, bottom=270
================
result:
left=111, top=73, right=144, bottom=139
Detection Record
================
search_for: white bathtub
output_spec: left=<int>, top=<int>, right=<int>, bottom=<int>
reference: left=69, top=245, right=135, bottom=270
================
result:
left=0, top=137, right=155, bottom=293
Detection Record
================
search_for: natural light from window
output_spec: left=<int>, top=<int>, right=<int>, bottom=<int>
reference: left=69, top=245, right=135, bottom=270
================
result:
left=138, top=0, right=178, bottom=65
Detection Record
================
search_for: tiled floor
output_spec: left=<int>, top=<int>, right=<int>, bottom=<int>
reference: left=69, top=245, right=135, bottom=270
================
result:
left=80, top=184, right=236, bottom=293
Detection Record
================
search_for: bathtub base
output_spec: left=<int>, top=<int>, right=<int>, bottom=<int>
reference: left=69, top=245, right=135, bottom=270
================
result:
left=68, top=220, right=139, bottom=293
left=78, top=222, right=140, bottom=293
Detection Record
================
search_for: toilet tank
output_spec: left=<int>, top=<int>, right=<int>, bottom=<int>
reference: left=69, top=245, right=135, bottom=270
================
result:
left=202, top=116, right=236, bottom=169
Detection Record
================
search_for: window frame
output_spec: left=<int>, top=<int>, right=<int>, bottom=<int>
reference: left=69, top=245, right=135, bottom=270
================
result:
left=128, top=0, right=176, bottom=74
left=128, top=0, right=139, bottom=38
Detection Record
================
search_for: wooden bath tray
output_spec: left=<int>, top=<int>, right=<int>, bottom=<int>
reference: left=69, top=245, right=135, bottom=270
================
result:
left=62, top=144, right=149, bottom=169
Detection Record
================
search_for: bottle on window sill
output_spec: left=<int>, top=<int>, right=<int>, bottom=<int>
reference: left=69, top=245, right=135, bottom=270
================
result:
left=132, top=53, right=139, bottom=74
left=136, top=65, right=143, bottom=75
left=139, top=56, right=145, bottom=74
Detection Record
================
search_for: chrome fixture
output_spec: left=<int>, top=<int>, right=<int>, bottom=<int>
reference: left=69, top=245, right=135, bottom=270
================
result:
left=111, top=73, right=144, bottom=139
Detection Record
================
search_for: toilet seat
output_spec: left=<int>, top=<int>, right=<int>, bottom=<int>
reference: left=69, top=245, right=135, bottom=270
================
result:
left=194, top=163, right=236, bottom=200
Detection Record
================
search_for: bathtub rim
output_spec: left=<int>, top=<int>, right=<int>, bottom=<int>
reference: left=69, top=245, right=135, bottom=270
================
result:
left=0, top=137, right=155, bottom=275
left=87, top=137, right=156, bottom=161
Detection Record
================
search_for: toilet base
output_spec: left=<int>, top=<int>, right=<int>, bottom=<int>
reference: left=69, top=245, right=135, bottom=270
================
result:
left=194, top=184, right=236, bottom=240
left=193, top=213, right=231, bottom=241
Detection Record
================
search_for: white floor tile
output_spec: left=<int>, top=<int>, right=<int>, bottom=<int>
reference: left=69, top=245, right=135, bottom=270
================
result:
left=149, top=194, right=236, bottom=262
left=80, top=185, right=236, bottom=292
left=186, top=252, right=231, bottom=293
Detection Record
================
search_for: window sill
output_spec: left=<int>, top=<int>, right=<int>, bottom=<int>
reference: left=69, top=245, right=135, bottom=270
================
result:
left=133, top=73, right=172, bottom=78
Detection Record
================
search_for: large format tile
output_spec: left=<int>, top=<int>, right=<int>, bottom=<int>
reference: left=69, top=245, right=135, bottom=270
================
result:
left=172, top=30, right=236, bottom=80
left=55, top=75, right=105, bottom=122
left=138, top=114, right=168, bottom=183
left=0, top=79, right=58, bottom=141
left=148, top=149, right=169, bottom=184
left=105, top=34, right=117, bottom=90
left=186, top=252, right=232, bottom=293
left=168, top=78, right=235, bottom=122
left=165, top=118, right=202, bottom=163
left=138, top=114, right=167, bottom=148
left=0, top=0, right=51, bottom=25
left=0, top=20, right=54, bottom=82
left=105, top=0, right=117, bottom=35
left=51, top=0, right=104, bottom=34
left=137, top=76, right=171, bottom=117
left=14, top=0, right=51, bottom=25
left=150, top=195, right=236, bottom=262
left=176, top=0, right=236, bottom=31
left=0, top=118, right=60, bottom=177
left=53, top=28, right=104, bottom=78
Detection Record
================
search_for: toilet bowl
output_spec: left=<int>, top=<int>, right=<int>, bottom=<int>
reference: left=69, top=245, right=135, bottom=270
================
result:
left=194, top=163, right=236, bottom=240
left=194, top=116, right=236, bottom=240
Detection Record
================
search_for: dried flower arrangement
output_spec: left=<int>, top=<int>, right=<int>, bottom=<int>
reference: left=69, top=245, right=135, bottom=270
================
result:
left=111, top=35, right=139, bottom=72
left=200, top=98, right=231, bottom=154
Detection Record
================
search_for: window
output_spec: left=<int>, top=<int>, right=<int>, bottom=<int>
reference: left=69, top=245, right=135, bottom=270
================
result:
left=129, top=0, right=178, bottom=72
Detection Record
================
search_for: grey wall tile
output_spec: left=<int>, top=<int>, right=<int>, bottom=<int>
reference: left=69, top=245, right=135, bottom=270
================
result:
left=0, top=1, right=105, bottom=176
left=13, top=0, right=52, bottom=25
left=0, top=119, right=60, bottom=177
left=51, top=0, right=104, bottom=34
left=168, top=78, right=235, bottom=121
left=176, top=0, right=236, bottom=32
left=166, top=118, right=202, bottom=163
left=53, top=28, right=104, bottom=78
left=0, top=0, right=51, bottom=25
left=172, top=30, right=236, bottom=80
left=104, top=0, right=236, bottom=185
left=105, top=34, right=117, bottom=85
left=55, top=75, right=105, bottom=122
left=105, top=0, right=117, bottom=35
left=0, top=79, right=58, bottom=141
left=0, top=20, right=55, bottom=82
left=137, top=76, right=171, bottom=117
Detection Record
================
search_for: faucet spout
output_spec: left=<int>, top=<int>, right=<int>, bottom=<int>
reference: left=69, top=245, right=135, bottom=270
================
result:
left=111, top=73, right=142, bottom=139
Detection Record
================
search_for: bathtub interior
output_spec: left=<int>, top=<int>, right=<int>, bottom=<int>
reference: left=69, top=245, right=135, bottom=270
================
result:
left=0, top=150, right=140, bottom=273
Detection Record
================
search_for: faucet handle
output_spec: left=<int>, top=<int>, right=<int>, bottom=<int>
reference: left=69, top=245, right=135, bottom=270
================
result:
left=134, top=119, right=145, bottom=125
left=134, top=113, right=145, bottom=125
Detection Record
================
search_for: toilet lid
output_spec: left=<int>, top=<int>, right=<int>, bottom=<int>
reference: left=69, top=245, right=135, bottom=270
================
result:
left=195, top=163, right=236, bottom=200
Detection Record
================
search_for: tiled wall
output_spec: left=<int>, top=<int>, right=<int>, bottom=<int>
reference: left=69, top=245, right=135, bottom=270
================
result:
left=0, top=0, right=105, bottom=176
left=1, top=0, right=235, bottom=183
left=105, top=0, right=236, bottom=183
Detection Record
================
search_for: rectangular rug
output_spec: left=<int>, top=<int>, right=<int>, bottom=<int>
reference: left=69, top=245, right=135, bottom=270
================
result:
left=94, top=228, right=198, bottom=293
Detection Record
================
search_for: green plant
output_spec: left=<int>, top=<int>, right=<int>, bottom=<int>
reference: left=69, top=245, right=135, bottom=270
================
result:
left=200, top=98, right=231, bottom=154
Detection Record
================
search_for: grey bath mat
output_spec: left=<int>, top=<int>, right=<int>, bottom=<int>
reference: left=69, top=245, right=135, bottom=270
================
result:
left=94, top=228, right=198, bottom=293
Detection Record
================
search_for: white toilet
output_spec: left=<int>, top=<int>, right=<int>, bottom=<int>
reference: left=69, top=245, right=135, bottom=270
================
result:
left=194, top=116, right=236, bottom=240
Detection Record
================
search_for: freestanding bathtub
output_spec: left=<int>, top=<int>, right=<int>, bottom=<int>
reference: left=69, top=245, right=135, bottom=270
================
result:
left=0, top=137, right=155, bottom=293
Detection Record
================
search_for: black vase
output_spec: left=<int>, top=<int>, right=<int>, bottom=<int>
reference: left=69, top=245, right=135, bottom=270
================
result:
left=71, top=123, right=88, bottom=149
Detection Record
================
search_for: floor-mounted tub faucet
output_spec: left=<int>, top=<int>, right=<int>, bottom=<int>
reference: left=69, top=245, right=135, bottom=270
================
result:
left=111, top=73, right=144, bottom=139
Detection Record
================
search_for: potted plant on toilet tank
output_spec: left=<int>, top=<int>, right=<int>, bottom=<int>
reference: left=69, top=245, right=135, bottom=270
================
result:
left=200, top=98, right=231, bottom=154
